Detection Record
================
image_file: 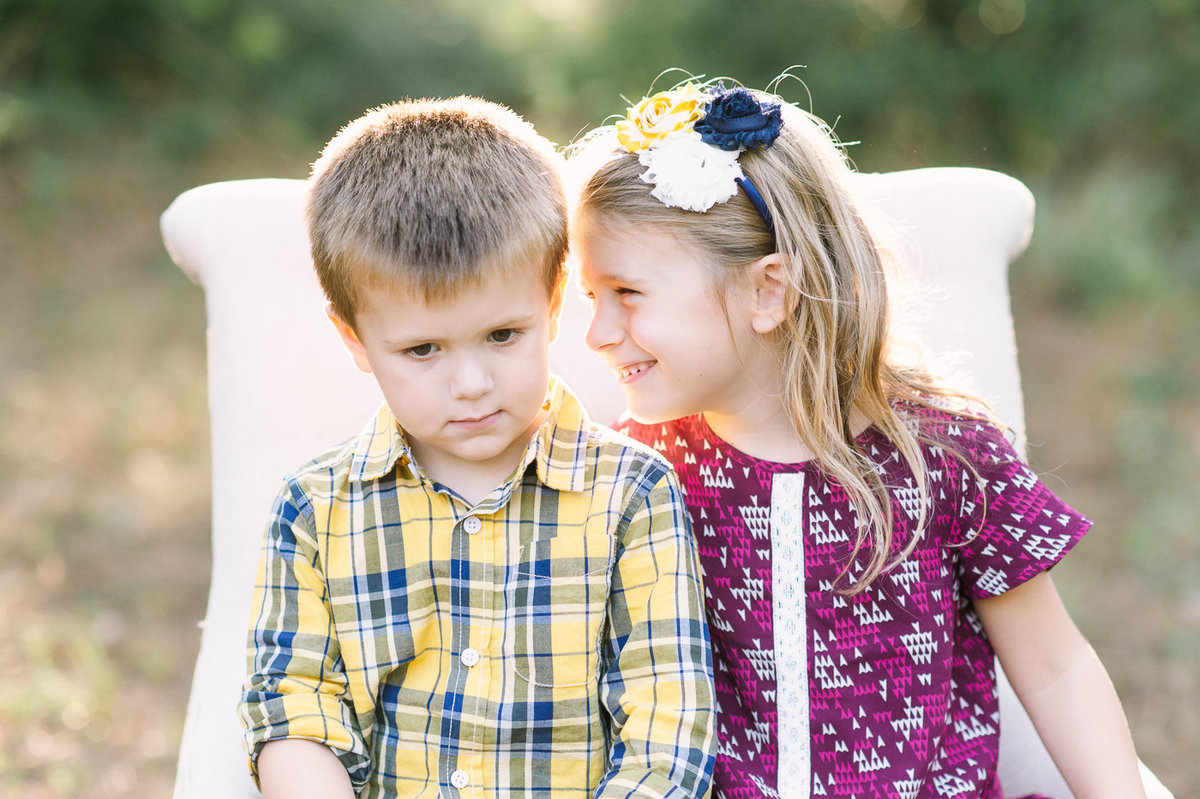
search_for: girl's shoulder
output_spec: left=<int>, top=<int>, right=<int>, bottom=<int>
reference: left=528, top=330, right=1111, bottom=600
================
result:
left=610, top=412, right=652, bottom=442
left=611, top=413, right=706, bottom=449
left=611, top=414, right=730, bottom=478
left=890, top=399, right=1023, bottom=473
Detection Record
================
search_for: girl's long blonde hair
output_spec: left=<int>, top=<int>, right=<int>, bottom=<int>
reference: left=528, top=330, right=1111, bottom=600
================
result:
left=573, top=86, right=985, bottom=592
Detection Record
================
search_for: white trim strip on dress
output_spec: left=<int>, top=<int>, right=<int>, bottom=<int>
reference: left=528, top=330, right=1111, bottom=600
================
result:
left=771, top=472, right=810, bottom=799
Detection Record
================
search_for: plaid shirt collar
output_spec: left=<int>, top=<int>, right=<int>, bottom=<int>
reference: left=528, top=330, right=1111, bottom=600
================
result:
left=347, top=376, right=590, bottom=493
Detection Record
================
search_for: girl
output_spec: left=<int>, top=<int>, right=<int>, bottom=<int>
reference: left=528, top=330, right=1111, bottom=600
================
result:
left=569, top=80, right=1145, bottom=798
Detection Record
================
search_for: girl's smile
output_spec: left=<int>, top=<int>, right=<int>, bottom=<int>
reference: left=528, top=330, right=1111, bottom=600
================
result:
left=575, top=215, right=783, bottom=429
left=617, top=360, right=656, bottom=382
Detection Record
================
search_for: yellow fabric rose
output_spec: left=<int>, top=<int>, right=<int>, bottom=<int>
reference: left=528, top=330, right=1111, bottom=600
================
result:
left=616, top=83, right=707, bottom=152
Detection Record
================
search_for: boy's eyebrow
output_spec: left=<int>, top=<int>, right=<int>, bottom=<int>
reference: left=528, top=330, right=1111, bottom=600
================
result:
left=380, top=310, right=541, bottom=348
left=476, top=309, right=541, bottom=329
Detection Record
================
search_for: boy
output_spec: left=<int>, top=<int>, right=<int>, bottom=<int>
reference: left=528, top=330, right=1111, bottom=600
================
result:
left=238, top=97, right=715, bottom=799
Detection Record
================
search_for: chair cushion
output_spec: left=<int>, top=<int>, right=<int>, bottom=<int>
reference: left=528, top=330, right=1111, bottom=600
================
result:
left=161, top=169, right=1044, bottom=798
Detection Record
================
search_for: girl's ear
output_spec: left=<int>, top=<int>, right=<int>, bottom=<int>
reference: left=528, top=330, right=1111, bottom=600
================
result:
left=748, top=253, right=793, bottom=334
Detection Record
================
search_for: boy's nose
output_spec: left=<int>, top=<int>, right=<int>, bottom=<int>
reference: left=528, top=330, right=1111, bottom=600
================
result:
left=450, top=353, right=495, bottom=399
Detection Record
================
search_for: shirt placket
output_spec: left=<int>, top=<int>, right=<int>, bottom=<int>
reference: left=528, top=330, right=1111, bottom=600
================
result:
left=442, top=506, right=496, bottom=798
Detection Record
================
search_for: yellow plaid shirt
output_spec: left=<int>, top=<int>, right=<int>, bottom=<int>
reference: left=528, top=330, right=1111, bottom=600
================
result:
left=240, top=379, right=715, bottom=798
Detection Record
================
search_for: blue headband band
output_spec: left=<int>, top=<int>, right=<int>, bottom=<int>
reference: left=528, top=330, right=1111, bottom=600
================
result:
left=735, top=176, right=776, bottom=241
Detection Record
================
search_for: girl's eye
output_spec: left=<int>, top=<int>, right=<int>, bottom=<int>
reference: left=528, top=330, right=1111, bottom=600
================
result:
left=615, top=287, right=640, bottom=297
left=405, top=343, right=437, bottom=358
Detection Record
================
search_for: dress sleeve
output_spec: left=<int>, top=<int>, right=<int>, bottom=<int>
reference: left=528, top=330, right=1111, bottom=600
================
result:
left=595, top=461, right=717, bottom=798
left=948, top=418, right=1092, bottom=600
left=239, top=480, right=372, bottom=789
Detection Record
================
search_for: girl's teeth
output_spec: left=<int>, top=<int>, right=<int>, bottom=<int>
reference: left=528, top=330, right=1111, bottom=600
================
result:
left=621, top=364, right=645, bottom=378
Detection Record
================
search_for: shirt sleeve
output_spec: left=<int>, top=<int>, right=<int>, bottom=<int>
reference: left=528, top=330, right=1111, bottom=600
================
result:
left=239, top=479, right=372, bottom=789
left=595, top=460, right=717, bottom=798
left=949, top=418, right=1093, bottom=600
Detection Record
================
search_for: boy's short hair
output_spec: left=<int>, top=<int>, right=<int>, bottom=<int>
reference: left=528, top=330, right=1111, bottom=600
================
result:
left=308, top=97, right=568, bottom=325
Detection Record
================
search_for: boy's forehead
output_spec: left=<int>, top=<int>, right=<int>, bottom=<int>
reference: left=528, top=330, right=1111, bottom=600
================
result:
left=363, top=253, right=546, bottom=297
left=357, top=259, right=555, bottom=324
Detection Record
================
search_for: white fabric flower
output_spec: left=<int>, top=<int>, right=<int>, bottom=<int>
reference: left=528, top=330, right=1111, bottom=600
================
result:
left=637, top=130, right=744, bottom=212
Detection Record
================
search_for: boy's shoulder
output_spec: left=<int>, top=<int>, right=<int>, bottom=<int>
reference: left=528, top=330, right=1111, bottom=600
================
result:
left=287, top=435, right=361, bottom=483
left=277, top=402, right=398, bottom=497
left=270, top=438, right=362, bottom=520
left=543, top=381, right=679, bottom=495
left=584, top=416, right=676, bottom=470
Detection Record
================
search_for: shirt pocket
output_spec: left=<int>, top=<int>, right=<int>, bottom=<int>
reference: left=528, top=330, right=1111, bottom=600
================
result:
left=509, top=529, right=614, bottom=688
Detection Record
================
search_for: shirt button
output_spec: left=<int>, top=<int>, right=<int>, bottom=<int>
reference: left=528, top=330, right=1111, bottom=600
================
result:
left=462, top=516, right=482, bottom=535
left=460, top=647, right=480, bottom=667
left=450, top=769, right=469, bottom=789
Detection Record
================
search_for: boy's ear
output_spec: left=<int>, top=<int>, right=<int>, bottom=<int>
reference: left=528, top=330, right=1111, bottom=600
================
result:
left=326, top=304, right=374, bottom=375
left=748, top=253, right=793, bottom=334
left=547, top=274, right=566, bottom=343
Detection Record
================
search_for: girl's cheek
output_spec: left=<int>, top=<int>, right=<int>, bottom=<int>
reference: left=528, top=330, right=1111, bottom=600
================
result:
left=626, top=311, right=648, bottom=341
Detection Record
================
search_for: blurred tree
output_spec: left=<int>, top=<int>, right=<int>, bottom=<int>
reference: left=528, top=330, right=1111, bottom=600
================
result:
left=3, top=0, right=1196, bottom=176
left=1, top=0, right=1196, bottom=288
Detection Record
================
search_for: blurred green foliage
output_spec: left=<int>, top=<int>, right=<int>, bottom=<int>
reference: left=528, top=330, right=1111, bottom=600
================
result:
left=3, top=0, right=1198, bottom=162
left=3, top=0, right=1198, bottom=307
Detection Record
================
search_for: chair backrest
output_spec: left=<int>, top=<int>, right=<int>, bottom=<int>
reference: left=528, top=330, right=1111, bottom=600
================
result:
left=161, top=168, right=1041, bottom=798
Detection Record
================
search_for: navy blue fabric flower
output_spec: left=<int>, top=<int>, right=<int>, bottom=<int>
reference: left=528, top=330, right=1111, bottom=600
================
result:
left=694, top=86, right=783, bottom=151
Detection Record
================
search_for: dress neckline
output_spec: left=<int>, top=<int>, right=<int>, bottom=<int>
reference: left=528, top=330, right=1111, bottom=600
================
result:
left=693, top=412, right=881, bottom=472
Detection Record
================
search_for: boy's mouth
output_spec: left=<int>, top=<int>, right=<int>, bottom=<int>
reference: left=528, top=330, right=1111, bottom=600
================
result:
left=451, top=411, right=501, bottom=429
left=617, top=361, right=655, bottom=383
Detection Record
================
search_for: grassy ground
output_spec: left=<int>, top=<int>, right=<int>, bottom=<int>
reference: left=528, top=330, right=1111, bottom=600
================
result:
left=0, top=144, right=214, bottom=796
left=1, top=142, right=1196, bottom=797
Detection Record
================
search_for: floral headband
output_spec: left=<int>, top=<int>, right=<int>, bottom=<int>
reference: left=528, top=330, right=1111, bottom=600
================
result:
left=616, top=83, right=782, bottom=235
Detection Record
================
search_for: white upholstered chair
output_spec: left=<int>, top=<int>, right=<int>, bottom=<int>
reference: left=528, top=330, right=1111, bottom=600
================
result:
left=160, top=170, right=1171, bottom=798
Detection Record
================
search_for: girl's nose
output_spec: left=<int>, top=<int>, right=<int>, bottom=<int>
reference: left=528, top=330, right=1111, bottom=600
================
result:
left=584, top=297, right=623, bottom=352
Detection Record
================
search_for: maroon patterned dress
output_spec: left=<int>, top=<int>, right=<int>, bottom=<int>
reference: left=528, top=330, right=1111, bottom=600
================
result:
left=616, top=408, right=1087, bottom=799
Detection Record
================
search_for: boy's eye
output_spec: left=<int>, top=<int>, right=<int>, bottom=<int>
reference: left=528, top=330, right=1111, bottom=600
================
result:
left=489, top=328, right=519, bottom=344
left=405, top=343, right=437, bottom=358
